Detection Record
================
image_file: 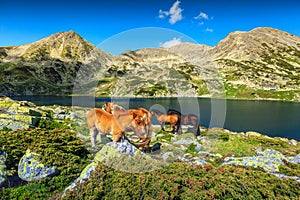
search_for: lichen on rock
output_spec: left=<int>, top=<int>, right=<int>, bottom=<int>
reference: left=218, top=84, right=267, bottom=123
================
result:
left=18, top=149, right=58, bottom=182
left=0, top=150, right=7, bottom=186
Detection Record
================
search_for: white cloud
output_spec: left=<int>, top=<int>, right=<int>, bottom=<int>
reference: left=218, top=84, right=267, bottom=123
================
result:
left=158, top=0, right=183, bottom=24
left=159, top=9, right=168, bottom=19
left=160, top=38, right=182, bottom=48
left=194, top=12, right=209, bottom=20
left=199, top=22, right=204, bottom=26
left=205, top=28, right=214, bottom=32
left=169, top=0, right=183, bottom=24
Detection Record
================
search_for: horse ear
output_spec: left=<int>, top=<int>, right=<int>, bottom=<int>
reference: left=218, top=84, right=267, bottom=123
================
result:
left=142, top=113, right=147, bottom=120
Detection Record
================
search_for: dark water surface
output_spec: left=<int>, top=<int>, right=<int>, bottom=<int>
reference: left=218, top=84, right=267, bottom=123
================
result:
left=11, top=96, right=300, bottom=140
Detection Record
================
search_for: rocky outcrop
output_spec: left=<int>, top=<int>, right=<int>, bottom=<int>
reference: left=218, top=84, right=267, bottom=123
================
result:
left=0, top=150, right=7, bottom=186
left=223, top=149, right=285, bottom=172
left=0, top=97, right=45, bottom=130
left=18, top=149, right=57, bottom=182
left=223, top=149, right=300, bottom=182
left=62, top=140, right=144, bottom=197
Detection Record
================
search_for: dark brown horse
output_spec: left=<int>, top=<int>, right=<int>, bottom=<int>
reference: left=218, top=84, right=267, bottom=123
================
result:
left=167, top=109, right=200, bottom=136
left=150, top=109, right=180, bottom=134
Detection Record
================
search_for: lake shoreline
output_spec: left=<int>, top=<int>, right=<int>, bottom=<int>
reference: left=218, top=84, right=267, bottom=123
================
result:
left=4, top=94, right=300, bottom=103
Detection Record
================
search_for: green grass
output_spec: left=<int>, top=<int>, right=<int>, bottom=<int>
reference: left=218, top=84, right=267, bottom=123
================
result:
left=135, top=84, right=169, bottom=96
left=225, top=83, right=300, bottom=101
left=95, top=78, right=118, bottom=96
left=201, top=129, right=300, bottom=157
left=279, top=161, right=300, bottom=177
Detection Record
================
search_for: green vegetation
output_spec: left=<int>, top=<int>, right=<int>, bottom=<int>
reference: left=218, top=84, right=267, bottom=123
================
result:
left=225, top=83, right=300, bottom=101
left=61, top=45, right=72, bottom=59
left=279, top=161, right=300, bottom=177
left=190, top=78, right=210, bottom=96
left=201, top=129, right=300, bottom=157
left=63, top=162, right=300, bottom=199
left=0, top=128, right=91, bottom=199
left=95, top=78, right=118, bottom=96
left=0, top=124, right=300, bottom=199
left=37, top=119, right=70, bottom=130
left=135, top=84, right=169, bottom=96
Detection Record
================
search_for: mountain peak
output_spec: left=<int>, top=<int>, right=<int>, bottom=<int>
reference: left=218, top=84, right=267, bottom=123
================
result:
left=211, top=26, right=300, bottom=60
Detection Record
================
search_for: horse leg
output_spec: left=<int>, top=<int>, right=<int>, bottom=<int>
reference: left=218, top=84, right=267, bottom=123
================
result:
left=195, top=126, right=200, bottom=136
left=160, top=121, right=165, bottom=131
left=90, top=127, right=98, bottom=147
left=112, top=133, right=122, bottom=142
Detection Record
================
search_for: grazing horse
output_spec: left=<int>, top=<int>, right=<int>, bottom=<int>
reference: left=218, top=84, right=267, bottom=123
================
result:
left=102, top=102, right=152, bottom=149
left=150, top=109, right=180, bottom=134
left=86, top=108, right=147, bottom=147
left=167, top=109, right=200, bottom=136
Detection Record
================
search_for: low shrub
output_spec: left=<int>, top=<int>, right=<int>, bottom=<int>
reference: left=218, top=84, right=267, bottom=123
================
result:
left=63, top=162, right=300, bottom=199
left=0, top=128, right=91, bottom=199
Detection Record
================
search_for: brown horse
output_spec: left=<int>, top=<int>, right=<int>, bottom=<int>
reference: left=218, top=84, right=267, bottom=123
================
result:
left=167, top=109, right=200, bottom=136
left=150, top=109, right=180, bottom=134
left=102, top=102, right=152, bottom=149
left=86, top=108, right=147, bottom=147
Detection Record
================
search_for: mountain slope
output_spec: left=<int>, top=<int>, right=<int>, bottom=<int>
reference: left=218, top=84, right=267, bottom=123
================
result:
left=96, top=48, right=202, bottom=97
left=0, top=27, right=299, bottom=101
left=0, top=31, right=114, bottom=95
left=208, top=27, right=300, bottom=100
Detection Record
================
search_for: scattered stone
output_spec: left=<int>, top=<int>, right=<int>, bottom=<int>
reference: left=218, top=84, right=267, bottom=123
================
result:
left=18, top=149, right=57, bottom=182
left=195, top=144, right=202, bottom=152
left=223, top=149, right=286, bottom=173
left=0, top=97, right=44, bottom=130
left=162, top=152, right=175, bottom=162
left=246, top=131, right=262, bottom=137
left=290, top=139, right=297, bottom=146
left=107, top=140, right=138, bottom=156
left=197, top=136, right=205, bottom=141
left=198, top=151, right=222, bottom=158
left=94, top=140, right=139, bottom=163
left=270, top=172, right=300, bottom=182
left=288, top=154, right=300, bottom=164
left=0, top=150, right=7, bottom=186
left=191, top=157, right=207, bottom=166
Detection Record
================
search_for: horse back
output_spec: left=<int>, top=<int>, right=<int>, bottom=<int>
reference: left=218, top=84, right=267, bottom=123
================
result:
left=87, top=108, right=115, bottom=131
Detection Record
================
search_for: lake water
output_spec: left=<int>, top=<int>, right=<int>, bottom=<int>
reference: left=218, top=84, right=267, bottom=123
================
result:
left=11, top=96, right=300, bottom=141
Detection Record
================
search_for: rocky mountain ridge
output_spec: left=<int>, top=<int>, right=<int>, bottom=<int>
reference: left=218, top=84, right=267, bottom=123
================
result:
left=0, top=27, right=299, bottom=101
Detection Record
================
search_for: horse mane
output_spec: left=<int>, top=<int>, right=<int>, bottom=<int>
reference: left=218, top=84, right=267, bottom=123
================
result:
left=113, top=104, right=126, bottom=112
left=167, top=109, right=181, bottom=115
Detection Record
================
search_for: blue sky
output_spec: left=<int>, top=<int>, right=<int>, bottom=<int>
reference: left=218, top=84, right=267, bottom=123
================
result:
left=1, top=0, right=300, bottom=55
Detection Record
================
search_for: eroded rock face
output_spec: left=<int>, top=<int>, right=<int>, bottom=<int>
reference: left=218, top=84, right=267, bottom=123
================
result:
left=18, top=149, right=57, bottom=182
left=0, top=150, right=7, bottom=186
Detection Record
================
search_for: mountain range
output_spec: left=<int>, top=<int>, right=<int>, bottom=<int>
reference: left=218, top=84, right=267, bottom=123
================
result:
left=0, top=27, right=299, bottom=101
